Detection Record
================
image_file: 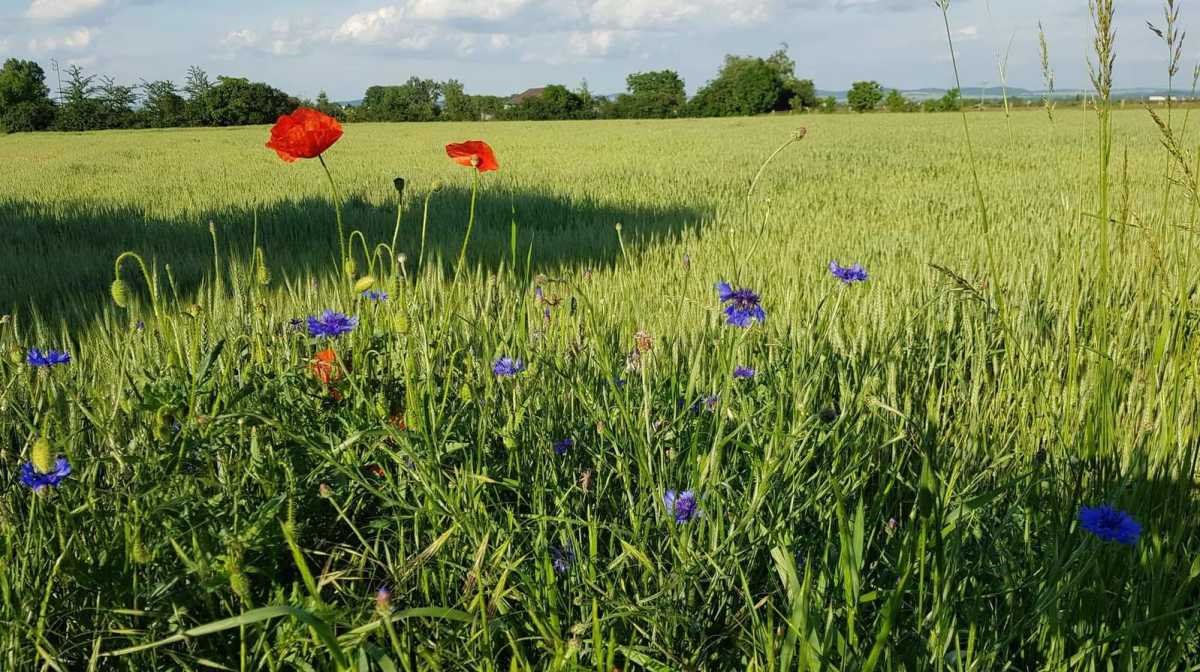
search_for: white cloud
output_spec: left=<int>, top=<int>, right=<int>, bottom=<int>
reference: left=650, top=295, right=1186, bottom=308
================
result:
left=221, top=19, right=329, bottom=57
left=955, top=25, right=979, bottom=41
left=26, top=0, right=106, bottom=21
left=28, top=27, right=94, bottom=52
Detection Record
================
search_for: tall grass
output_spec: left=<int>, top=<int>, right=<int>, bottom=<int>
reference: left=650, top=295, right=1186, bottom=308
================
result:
left=1, top=12, right=1199, bottom=672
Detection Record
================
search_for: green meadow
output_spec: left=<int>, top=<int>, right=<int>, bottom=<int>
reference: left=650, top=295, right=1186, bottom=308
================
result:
left=1, top=107, right=1199, bottom=669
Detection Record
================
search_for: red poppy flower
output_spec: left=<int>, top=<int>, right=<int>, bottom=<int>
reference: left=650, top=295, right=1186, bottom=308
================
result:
left=266, top=108, right=343, bottom=163
left=311, top=348, right=341, bottom=384
left=445, top=141, right=499, bottom=172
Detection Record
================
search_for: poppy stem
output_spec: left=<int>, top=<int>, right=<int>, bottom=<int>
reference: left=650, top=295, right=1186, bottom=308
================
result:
left=455, top=170, right=479, bottom=281
left=318, top=154, right=347, bottom=275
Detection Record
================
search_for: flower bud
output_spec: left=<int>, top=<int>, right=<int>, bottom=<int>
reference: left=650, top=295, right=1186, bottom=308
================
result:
left=31, top=437, right=53, bottom=473
left=343, top=258, right=358, bottom=279
left=110, top=278, right=129, bottom=308
left=353, top=275, right=376, bottom=293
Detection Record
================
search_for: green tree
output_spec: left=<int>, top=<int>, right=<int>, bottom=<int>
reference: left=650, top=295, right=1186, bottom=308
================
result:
left=0, top=58, right=56, bottom=132
left=441, top=79, right=475, bottom=121
left=140, top=79, right=186, bottom=128
left=360, top=78, right=441, bottom=121
left=55, top=64, right=100, bottom=131
left=183, top=66, right=214, bottom=126
left=847, top=81, right=883, bottom=113
left=884, top=89, right=915, bottom=113
left=937, top=87, right=962, bottom=112
left=202, top=76, right=296, bottom=126
left=765, top=44, right=817, bottom=111
left=516, top=84, right=584, bottom=120
left=689, top=55, right=785, bottom=117
left=819, top=96, right=838, bottom=113
left=314, top=91, right=346, bottom=121
left=97, top=75, right=138, bottom=129
left=614, top=70, right=686, bottom=118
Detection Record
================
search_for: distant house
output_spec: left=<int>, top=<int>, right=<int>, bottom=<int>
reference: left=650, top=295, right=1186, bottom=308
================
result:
left=509, top=87, right=546, bottom=106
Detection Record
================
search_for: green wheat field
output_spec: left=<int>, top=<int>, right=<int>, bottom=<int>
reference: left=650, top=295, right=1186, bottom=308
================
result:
left=2, top=107, right=1199, bottom=670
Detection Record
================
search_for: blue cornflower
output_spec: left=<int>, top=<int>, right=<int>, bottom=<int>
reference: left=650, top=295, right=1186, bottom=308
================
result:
left=554, top=438, right=574, bottom=456
left=492, top=357, right=526, bottom=378
left=715, top=282, right=766, bottom=328
left=27, top=348, right=70, bottom=368
left=613, top=377, right=627, bottom=389
left=1078, top=504, right=1142, bottom=545
left=362, top=290, right=389, bottom=302
left=829, top=261, right=869, bottom=284
left=664, top=490, right=700, bottom=524
left=733, top=366, right=756, bottom=380
left=307, top=310, right=357, bottom=338
left=550, top=545, right=575, bottom=576
left=20, top=457, right=72, bottom=491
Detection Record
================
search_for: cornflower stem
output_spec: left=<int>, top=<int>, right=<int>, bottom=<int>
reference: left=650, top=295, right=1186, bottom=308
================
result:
left=455, top=170, right=479, bottom=281
left=318, top=154, right=347, bottom=274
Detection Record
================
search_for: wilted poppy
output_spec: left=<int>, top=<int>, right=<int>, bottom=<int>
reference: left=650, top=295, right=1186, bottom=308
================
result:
left=445, top=141, right=499, bottom=172
left=311, top=348, right=341, bottom=385
left=266, top=108, right=343, bottom=162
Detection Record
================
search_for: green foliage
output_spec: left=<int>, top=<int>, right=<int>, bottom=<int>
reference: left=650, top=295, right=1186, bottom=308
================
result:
left=512, top=84, right=588, bottom=121
left=847, top=80, right=884, bottom=113
left=614, top=70, right=687, bottom=119
left=313, top=91, right=347, bottom=121
left=360, top=77, right=442, bottom=122
left=689, top=55, right=785, bottom=117
left=819, top=95, right=839, bottom=113
left=0, top=58, right=55, bottom=132
left=202, top=76, right=297, bottom=127
left=1, top=110, right=1200, bottom=670
left=140, top=79, right=187, bottom=128
left=440, top=79, right=475, bottom=121
left=884, top=89, right=917, bottom=113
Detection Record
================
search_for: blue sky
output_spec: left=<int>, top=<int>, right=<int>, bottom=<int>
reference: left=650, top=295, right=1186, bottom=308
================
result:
left=0, top=0, right=1175, bottom=100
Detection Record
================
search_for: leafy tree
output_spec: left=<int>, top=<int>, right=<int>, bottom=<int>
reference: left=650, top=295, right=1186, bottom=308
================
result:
left=937, top=87, right=962, bottom=112
left=202, top=76, right=296, bottom=126
left=183, top=66, right=214, bottom=126
left=819, top=96, right=838, bottom=113
left=441, top=79, right=475, bottom=121
left=140, top=79, right=186, bottom=128
left=847, top=81, right=883, bottom=113
left=0, top=58, right=56, bottom=132
left=97, top=75, right=138, bottom=129
left=614, top=70, right=686, bottom=118
left=314, top=91, right=346, bottom=121
left=55, top=64, right=100, bottom=131
left=514, top=84, right=585, bottom=120
left=689, top=55, right=785, bottom=117
left=360, top=78, right=441, bottom=122
left=884, top=89, right=916, bottom=113
left=788, top=79, right=818, bottom=111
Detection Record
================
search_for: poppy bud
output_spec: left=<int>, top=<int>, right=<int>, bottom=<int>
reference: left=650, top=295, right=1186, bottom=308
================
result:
left=110, top=278, right=129, bottom=308
left=319, top=483, right=333, bottom=498
left=343, top=258, right=358, bottom=279
left=353, top=275, right=376, bottom=293
left=7, top=346, right=23, bottom=365
left=31, top=437, right=53, bottom=473
left=393, top=177, right=406, bottom=197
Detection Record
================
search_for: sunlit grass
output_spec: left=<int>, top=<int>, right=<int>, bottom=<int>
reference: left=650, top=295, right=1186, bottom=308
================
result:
left=0, top=107, right=1198, bottom=669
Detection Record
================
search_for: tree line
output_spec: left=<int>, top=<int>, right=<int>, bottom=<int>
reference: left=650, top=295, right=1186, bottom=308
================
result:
left=1, top=45, right=954, bottom=134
